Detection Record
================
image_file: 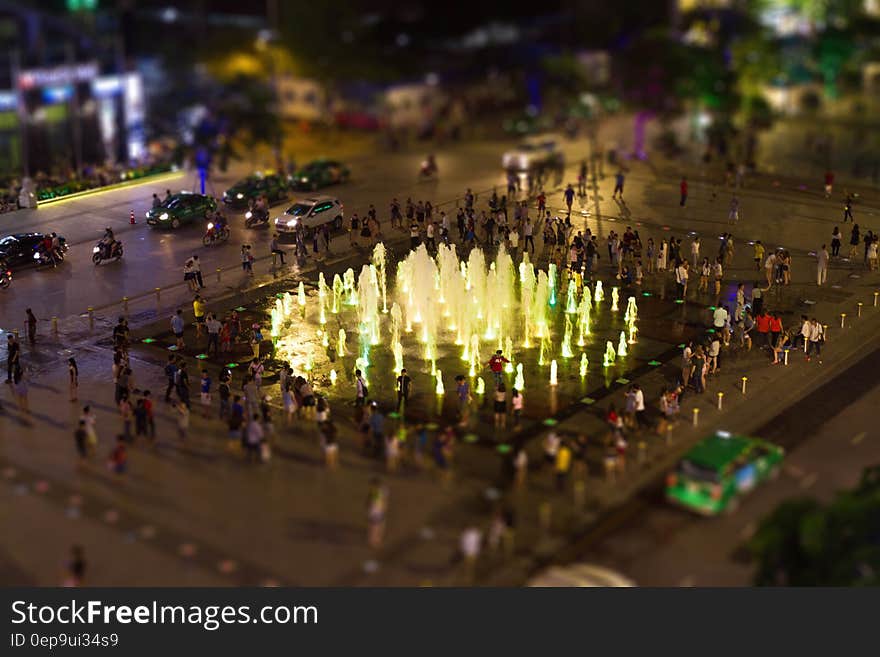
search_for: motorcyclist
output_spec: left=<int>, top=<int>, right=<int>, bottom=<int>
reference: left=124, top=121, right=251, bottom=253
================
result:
left=99, top=227, right=117, bottom=258
left=39, top=234, right=56, bottom=265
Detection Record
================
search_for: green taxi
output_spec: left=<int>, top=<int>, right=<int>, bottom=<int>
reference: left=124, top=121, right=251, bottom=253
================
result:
left=290, top=159, right=350, bottom=191
left=666, top=432, right=784, bottom=515
left=145, top=192, right=217, bottom=229
left=222, top=173, right=289, bottom=208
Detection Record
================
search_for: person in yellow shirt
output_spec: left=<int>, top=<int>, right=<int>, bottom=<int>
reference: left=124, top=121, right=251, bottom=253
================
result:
left=554, top=442, right=572, bottom=491
left=193, top=295, right=207, bottom=339
left=753, top=240, right=765, bottom=271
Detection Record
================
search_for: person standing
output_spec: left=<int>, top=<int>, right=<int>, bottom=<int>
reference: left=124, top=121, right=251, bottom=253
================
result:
left=176, top=362, right=190, bottom=409
left=193, top=295, right=207, bottom=340
left=493, top=383, right=507, bottom=429
left=355, top=369, right=368, bottom=407
left=843, top=194, right=854, bottom=222
left=830, top=227, right=841, bottom=257
left=523, top=218, right=535, bottom=254
left=200, top=370, right=212, bottom=418
left=25, top=308, right=38, bottom=344
left=816, top=244, right=829, bottom=286
left=206, top=313, right=221, bottom=356
left=511, top=388, right=524, bottom=429
left=163, top=355, right=178, bottom=403
left=679, top=177, right=688, bottom=206
left=486, top=350, right=509, bottom=387
left=118, top=393, right=133, bottom=442
left=690, top=237, right=701, bottom=268
left=753, top=240, right=765, bottom=271
left=143, top=390, right=155, bottom=442
left=192, top=255, right=204, bottom=289
left=367, top=477, right=389, bottom=549
left=712, top=257, right=723, bottom=296
left=396, top=368, right=412, bottom=412
left=849, top=224, right=860, bottom=258
left=6, top=333, right=20, bottom=383
left=675, top=260, right=689, bottom=300
left=67, top=357, right=78, bottom=402
left=74, top=421, right=89, bottom=465
left=564, top=184, right=575, bottom=215
left=612, top=169, right=625, bottom=199
left=171, top=309, right=185, bottom=350
left=455, top=375, right=471, bottom=427
left=554, top=442, right=573, bottom=491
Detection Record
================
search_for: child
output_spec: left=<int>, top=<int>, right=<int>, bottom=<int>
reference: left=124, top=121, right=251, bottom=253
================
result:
left=200, top=370, right=212, bottom=418
left=108, top=436, right=127, bottom=476
left=176, top=401, right=190, bottom=440
left=511, top=388, right=524, bottom=429
left=218, top=374, right=231, bottom=419
left=134, top=398, right=147, bottom=438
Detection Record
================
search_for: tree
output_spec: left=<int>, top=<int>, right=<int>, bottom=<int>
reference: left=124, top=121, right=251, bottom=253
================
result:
left=750, top=466, right=880, bottom=586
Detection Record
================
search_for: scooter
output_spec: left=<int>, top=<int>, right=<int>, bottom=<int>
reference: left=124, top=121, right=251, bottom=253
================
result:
left=92, top=240, right=124, bottom=264
left=244, top=207, right=270, bottom=228
left=203, top=221, right=231, bottom=246
left=418, top=158, right=438, bottom=181
left=33, top=240, right=67, bottom=267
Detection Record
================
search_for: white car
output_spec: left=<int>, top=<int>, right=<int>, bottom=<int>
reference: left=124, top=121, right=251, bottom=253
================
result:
left=274, top=196, right=344, bottom=235
left=502, top=135, right=563, bottom=172
left=527, top=563, right=635, bottom=587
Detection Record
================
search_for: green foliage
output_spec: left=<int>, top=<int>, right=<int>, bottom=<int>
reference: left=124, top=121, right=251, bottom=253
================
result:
left=750, top=466, right=880, bottom=586
left=220, top=75, right=283, bottom=153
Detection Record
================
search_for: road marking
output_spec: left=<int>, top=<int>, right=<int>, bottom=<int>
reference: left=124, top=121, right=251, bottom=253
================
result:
left=800, top=473, right=818, bottom=489
left=678, top=575, right=696, bottom=587
left=852, top=432, right=865, bottom=445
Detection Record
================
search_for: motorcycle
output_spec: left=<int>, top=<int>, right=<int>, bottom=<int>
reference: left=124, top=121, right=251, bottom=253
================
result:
left=244, top=207, right=270, bottom=228
left=418, top=155, right=438, bottom=181
left=33, top=238, right=68, bottom=267
left=92, top=240, right=124, bottom=265
left=203, top=221, right=230, bottom=246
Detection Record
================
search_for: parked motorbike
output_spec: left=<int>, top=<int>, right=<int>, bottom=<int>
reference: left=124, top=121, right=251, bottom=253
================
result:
left=244, top=207, right=270, bottom=228
left=92, top=240, right=124, bottom=264
left=203, top=221, right=230, bottom=246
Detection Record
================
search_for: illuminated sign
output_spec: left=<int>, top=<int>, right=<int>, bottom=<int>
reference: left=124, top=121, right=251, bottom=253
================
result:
left=17, top=63, right=99, bottom=90
left=0, top=91, right=16, bottom=111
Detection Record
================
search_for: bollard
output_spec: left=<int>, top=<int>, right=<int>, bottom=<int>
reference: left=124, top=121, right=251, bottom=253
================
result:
left=840, top=313, right=846, bottom=328
left=823, top=325, right=829, bottom=343
left=741, top=376, right=748, bottom=395
left=51, top=316, right=58, bottom=336
left=216, top=268, right=221, bottom=283
left=717, top=391, right=724, bottom=410
left=665, top=425, right=673, bottom=446
left=875, top=291, right=879, bottom=307
left=122, top=297, right=129, bottom=313
left=538, top=502, right=552, bottom=532
left=155, top=287, right=161, bottom=303
left=858, top=302, right=863, bottom=318
left=692, top=408, right=699, bottom=427
left=573, top=480, right=586, bottom=508
left=272, top=253, right=277, bottom=267
left=637, top=441, right=647, bottom=464
left=784, top=348, right=789, bottom=366
left=13, top=328, right=19, bottom=339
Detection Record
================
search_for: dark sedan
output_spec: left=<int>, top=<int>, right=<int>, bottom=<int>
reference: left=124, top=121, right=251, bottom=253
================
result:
left=290, top=159, right=350, bottom=191
left=222, top=173, right=289, bottom=208
left=0, top=232, right=67, bottom=269
left=145, top=192, right=217, bottom=229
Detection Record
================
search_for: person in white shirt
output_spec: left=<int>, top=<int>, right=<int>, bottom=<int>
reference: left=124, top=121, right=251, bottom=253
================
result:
left=712, top=258, right=723, bottom=295
left=816, top=244, right=829, bottom=286
left=675, top=261, right=689, bottom=299
left=713, top=305, right=728, bottom=330
left=508, top=228, right=519, bottom=259
left=631, top=383, right=646, bottom=428
left=460, top=526, right=483, bottom=583
left=806, top=318, right=824, bottom=361
left=691, top=237, right=700, bottom=267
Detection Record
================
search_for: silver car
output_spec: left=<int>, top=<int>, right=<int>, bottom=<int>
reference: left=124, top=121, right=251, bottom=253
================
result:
left=274, top=196, right=344, bottom=236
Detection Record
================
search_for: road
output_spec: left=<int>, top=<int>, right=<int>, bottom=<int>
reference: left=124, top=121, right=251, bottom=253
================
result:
left=569, top=344, right=880, bottom=586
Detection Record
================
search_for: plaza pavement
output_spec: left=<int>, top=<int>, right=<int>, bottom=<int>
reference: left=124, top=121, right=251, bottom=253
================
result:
left=3, top=122, right=880, bottom=585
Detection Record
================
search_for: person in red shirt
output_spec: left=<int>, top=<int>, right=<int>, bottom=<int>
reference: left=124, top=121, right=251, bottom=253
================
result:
left=769, top=312, right=783, bottom=350
left=755, top=311, right=771, bottom=349
left=536, top=192, right=546, bottom=216
left=680, top=177, right=688, bottom=207
left=486, top=350, right=510, bottom=387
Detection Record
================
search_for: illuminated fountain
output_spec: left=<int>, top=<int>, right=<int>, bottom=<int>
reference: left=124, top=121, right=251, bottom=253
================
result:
left=594, top=281, right=604, bottom=303
left=549, top=359, right=558, bottom=386
left=514, top=363, right=525, bottom=391
left=618, top=331, right=628, bottom=357
left=603, top=340, right=616, bottom=367
left=624, top=296, right=638, bottom=324
left=579, top=353, right=589, bottom=377
left=611, top=286, right=619, bottom=312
